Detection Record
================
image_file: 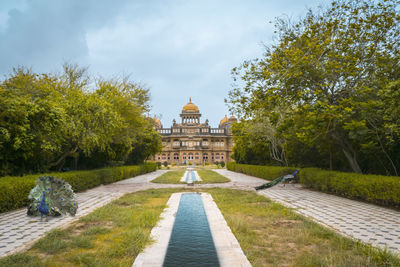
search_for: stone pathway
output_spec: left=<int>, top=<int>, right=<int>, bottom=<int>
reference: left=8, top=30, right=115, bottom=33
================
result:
left=0, top=170, right=182, bottom=257
left=1, top=168, right=400, bottom=258
left=215, top=169, right=400, bottom=254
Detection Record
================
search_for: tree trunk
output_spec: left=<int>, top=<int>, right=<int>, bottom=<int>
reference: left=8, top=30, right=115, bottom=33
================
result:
left=73, top=153, right=79, bottom=170
left=50, top=146, right=78, bottom=170
left=330, top=133, right=362, bottom=174
left=342, top=148, right=362, bottom=174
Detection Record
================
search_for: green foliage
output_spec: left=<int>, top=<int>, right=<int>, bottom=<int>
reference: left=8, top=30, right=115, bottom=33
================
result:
left=196, top=169, right=230, bottom=183
left=227, top=162, right=295, bottom=180
left=0, top=64, right=161, bottom=176
left=300, top=168, right=400, bottom=208
left=162, top=161, right=168, bottom=167
left=227, top=0, right=400, bottom=175
left=151, top=169, right=185, bottom=184
left=0, top=253, right=43, bottom=267
left=229, top=162, right=400, bottom=208
left=0, top=163, right=156, bottom=213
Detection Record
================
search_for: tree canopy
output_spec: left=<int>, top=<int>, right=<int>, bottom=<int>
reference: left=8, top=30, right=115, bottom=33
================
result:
left=227, top=0, right=400, bottom=175
left=0, top=64, right=161, bottom=176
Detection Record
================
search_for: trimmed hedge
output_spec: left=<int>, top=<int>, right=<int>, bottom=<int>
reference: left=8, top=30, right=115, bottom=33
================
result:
left=227, top=162, right=400, bottom=208
left=0, top=164, right=156, bottom=213
left=300, top=168, right=400, bottom=208
left=226, top=162, right=296, bottom=180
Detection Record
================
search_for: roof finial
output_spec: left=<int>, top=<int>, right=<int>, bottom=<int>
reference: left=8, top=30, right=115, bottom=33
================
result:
left=189, top=97, right=192, bottom=103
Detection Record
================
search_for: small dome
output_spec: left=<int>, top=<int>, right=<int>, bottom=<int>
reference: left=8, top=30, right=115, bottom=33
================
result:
left=228, top=115, right=237, bottom=121
left=182, top=97, right=199, bottom=113
left=152, top=116, right=161, bottom=127
left=220, top=115, right=228, bottom=125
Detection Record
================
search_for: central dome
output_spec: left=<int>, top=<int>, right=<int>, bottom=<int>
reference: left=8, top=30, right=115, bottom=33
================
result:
left=182, top=97, right=199, bottom=113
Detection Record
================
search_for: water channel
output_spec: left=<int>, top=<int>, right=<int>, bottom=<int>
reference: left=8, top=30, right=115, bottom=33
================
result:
left=163, top=193, right=220, bottom=267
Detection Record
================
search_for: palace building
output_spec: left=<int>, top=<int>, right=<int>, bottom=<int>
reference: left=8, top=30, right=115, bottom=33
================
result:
left=153, top=98, right=237, bottom=165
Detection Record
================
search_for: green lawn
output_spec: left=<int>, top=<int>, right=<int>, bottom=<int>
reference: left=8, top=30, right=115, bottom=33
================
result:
left=151, top=169, right=185, bottom=184
left=151, top=169, right=230, bottom=184
left=1, top=188, right=399, bottom=267
left=196, top=169, right=230, bottom=183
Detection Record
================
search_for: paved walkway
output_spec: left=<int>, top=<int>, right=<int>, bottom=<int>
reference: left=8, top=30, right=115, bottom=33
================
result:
left=1, top=168, right=400, bottom=258
left=215, top=169, right=400, bottom=254
left=0, top=170, right=178, bottom=257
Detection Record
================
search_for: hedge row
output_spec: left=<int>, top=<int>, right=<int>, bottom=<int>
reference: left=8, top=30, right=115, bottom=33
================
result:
left=0, top=164, right=156, bottom=213
left=300, top=168, right=400, bottom=208
left=226, top=162, right=296, bottom=180
left=227, top=162, right=400, bottom=208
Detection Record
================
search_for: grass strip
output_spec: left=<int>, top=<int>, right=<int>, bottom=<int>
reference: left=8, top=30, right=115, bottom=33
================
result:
left=151, top=169, right=186, bottom=184
left=209, top=188, right=400, bottom=267
left=151, top=169, right=230, bottom=184
left=1, top=188, right=399, bottom=267
left=196, top=169, right=230, bottom=183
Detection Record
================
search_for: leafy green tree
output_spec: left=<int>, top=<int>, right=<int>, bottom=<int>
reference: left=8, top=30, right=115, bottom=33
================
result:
left=0, top=64, right=161, bottom=176
left=228, top=0, right=400, bottom=174
left=0, top=68, right=67, bottom=175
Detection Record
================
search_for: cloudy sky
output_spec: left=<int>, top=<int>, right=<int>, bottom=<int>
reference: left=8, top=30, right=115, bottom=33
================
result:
left=0, top=0, right=328, bottom=126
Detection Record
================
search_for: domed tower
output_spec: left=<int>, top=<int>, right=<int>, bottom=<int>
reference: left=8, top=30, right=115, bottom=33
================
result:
left=152, top=116, right=162, bottom=129
left=180, top=97, right=201, bottom=125
left=219, top=115, right=237, bottom=132
left=219, top=115, right=229, bottom=128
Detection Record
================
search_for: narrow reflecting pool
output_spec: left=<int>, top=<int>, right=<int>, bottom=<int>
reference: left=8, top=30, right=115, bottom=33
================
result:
left=163, top=193, right=220, bottom=267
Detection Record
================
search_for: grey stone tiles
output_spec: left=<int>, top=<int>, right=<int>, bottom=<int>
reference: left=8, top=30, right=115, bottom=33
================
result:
left=215, top=169, right=400, bottom=255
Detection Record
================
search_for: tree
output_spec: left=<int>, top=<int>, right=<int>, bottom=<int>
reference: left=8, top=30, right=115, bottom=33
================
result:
left=0, top=68, right=67, bottom=175
left=228, top=0, right=400, bottom=174
left=0, top=64, right=162, bottom=176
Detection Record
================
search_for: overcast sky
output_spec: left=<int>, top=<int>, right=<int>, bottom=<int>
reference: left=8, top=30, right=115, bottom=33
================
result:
left=0, top=0, right=328, bottom=127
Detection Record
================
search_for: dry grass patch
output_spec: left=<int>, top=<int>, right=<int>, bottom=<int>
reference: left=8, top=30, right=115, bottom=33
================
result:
left=207, top=188, right=400, bottom=267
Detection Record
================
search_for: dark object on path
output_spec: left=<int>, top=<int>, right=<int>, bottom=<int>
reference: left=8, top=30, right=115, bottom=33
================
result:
left=255, top=170, right=299, bottom=190
left=27, top=176, right=78, bottom=221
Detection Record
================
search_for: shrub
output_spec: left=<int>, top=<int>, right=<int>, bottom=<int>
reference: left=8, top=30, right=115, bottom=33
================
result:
left=220, top=161, right=225, bottom=168
left=205, top=162, right=210, bottom=166
left=162, top=161, right=168, bottom=167
left=172, top=162, right=177, bottom=166
left=300, top=168, right=400, bottom=208
left=226, top=162, right=296, bottom=180
left=156, top=162, right=162, bottom=168
left=0, top=163, right=156, bottom=213
left=188, top=162, right=192, bottom=166
left=227, top=163, right=400, bottom=209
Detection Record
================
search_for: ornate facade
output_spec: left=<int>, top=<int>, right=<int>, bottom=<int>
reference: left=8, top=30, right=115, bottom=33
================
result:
left=153, top=98, right=236, bottom=165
